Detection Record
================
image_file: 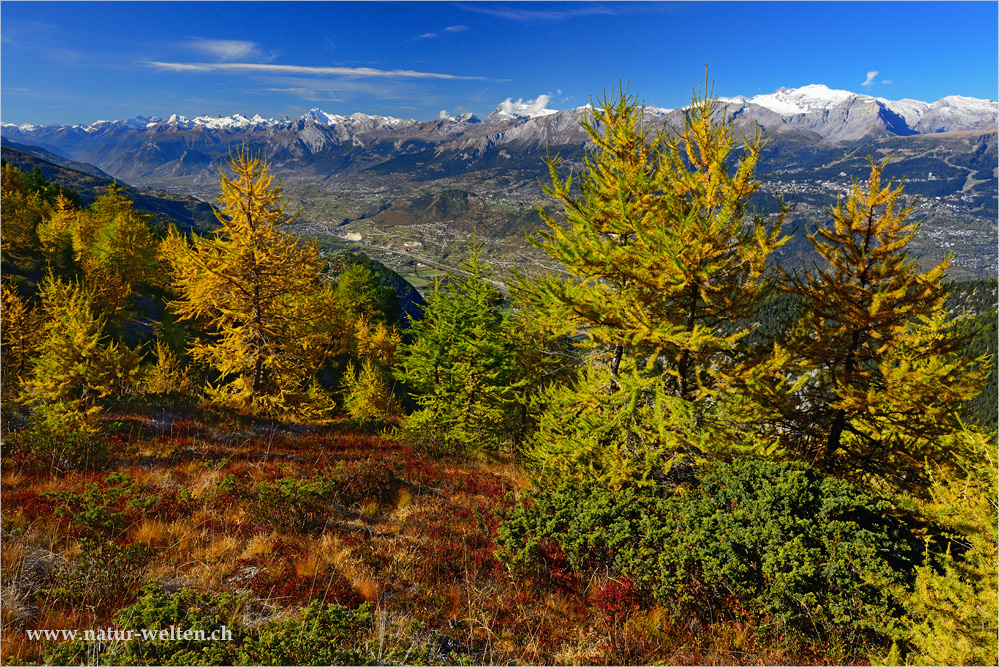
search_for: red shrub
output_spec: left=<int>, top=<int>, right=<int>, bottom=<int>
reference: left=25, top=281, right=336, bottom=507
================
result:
left=591, top=577, right=644, bottom=622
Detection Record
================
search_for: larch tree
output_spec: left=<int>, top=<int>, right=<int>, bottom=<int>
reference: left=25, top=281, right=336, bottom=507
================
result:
left=1, top=281, right=41, bottom=397
left=525, top=82, right=786, bottom=478
left=779, top=158, right=986, bottom=490
left=1, top=164, right=50, bottom=266
left=22, top=275, right=140, bottom=406
left=71, top=185, right=161, bottom=323
left=162, top=147, right=343, bottom=416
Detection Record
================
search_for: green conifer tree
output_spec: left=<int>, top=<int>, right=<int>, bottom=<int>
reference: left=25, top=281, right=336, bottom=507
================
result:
left=397, top=248, right=520, bottom=453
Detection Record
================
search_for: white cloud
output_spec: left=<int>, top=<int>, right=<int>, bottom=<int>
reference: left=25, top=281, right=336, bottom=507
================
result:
left=185, top=38, right=267, bottom=62
left=415, top=25, right=468, bottom=40
left=881, top=79, right=892, bottom=85
left=862, top=71, right=879, bottom=87
left=145, top=61, right=488, bottom=81
left=497, top=94, right=552, bottom=117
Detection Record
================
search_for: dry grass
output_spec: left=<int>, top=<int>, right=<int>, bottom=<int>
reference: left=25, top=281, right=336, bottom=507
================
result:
left=164, top=517, right=201, bottom=553
left=131, top=518, right=172, bottom=548
left=202, top=534, right=241, bottom=563
left=292, top=549, right=323, bottom=577
left=353, top=576, right=378, bottom=603
left=1, top=470, right=26, bottom=489
left=238, top=532, right=275, bottom=561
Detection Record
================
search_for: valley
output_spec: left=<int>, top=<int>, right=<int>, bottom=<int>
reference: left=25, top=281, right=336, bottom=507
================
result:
left=3, top=85, right=996, bottom=285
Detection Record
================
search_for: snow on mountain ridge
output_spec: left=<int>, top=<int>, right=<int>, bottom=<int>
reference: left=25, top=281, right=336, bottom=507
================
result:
left=744, top=84, right=856, bottom=115
left=3, top=87, right=994, bottom=140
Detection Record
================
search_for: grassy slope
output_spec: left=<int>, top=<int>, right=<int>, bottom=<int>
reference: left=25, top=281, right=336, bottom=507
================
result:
left=0, top=407, right=850, bottom=666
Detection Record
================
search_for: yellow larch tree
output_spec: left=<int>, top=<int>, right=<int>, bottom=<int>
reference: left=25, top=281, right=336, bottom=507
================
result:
left=162, top=146, right=344, bottom=416
left=778, top=158, right=987, bottom=490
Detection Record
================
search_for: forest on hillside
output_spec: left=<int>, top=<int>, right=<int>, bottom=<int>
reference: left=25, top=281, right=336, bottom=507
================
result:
left=1, top=85, right=996, bottom=666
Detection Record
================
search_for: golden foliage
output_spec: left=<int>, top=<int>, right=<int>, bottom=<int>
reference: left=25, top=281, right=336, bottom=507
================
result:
left=162, top=146, right=344, bottom=415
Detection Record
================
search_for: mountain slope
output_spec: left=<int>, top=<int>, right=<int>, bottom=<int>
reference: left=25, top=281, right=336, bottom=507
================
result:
left=2, top=85, right=994, bottom=281
left=1, top=145, right=219, bottom=233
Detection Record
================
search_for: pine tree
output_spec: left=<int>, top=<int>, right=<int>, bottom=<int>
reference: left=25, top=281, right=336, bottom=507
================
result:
left=162, top=147, right=342, bottom=415
left=526, top=82, right=785, bottom=469
left=779, top=158, right=986, bottom=488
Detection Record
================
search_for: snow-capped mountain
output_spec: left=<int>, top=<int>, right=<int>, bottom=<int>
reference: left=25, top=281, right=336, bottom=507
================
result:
left=713, top=84, right=997, bottom=140
left=722, top=84, right=856, bottom=115
left=1, top=85, right=994, bottom=184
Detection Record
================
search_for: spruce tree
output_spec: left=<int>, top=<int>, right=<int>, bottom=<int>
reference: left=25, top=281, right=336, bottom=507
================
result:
left=397, top=248, right=520, bottom=453
left=779, top=158, right=986, bottom=488
left=162, top=147, right=342, bottom=415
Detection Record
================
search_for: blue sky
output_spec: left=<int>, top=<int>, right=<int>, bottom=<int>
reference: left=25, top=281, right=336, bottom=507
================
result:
left=2, top=1, right=996, bottom=125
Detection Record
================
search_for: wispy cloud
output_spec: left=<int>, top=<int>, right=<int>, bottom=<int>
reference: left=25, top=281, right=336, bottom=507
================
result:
left=183, top=38, right=271, bottom=62
left=412, top=24, right=470, bottom=40
left=862, top=71, right=879, bottom=87
left=144, top=61, right=489, bottom=80
left=456, top=3, right=616, bottom=21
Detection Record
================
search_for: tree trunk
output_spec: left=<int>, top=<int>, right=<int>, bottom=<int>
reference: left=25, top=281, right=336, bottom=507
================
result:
left=678, top=282, right=700, bottom=401
left=610, top=343, right=624, bottom=378
left=822, top=328, right=863, bottom=469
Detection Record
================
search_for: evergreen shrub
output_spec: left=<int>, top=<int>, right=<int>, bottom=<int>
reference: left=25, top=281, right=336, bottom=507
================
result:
left=42, top=584, right=372, bottom=665
left=497, top=460, right=921, bottom=643
left=4, top=404, right=110, bottom=472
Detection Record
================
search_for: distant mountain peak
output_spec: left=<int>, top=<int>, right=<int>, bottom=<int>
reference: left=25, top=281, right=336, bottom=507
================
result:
left=738, top=84, right=856, bottom=115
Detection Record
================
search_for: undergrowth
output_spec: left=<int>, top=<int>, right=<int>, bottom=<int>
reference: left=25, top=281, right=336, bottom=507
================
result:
left=0, top=408, right=951, bottom=665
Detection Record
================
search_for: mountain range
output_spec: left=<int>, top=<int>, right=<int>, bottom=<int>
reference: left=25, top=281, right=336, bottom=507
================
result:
left=2, top=84, right=995, bottom=281
left=3, top=84, right=996, bottom=180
